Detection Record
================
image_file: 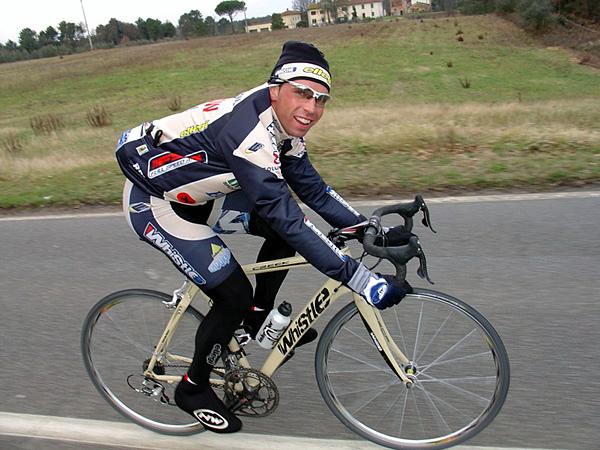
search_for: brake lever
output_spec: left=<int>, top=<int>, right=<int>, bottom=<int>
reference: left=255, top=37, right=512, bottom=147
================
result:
left=415, top=239, right=434, bottom=284
left=416, top=195, right=436, bottom=233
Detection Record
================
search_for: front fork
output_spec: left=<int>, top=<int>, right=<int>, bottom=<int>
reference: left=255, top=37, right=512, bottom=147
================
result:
left=354, top=294, right=415, bottom=387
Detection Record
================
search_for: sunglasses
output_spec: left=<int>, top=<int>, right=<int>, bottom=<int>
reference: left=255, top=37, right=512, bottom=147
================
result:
left=280, top=79, right=331, bottom=106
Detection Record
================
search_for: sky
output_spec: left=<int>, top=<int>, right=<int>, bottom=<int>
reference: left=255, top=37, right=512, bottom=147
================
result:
left=1, top=0, right=294, bottom=43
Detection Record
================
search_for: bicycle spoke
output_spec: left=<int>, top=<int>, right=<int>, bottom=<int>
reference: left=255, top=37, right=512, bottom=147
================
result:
left=330, top=347, right=392, bottom=374
left=349, top=380, right=400, bottom=415
left=419, top=375, right=497, bottom=385
left=420, top=351, right=491, bottom=373
left=101, top=312, right=154, bottom=356
left=414, top=383, right=472, bottom=421
left=412, top=302, right=424, bottom=361
left=393, top=307, right=409, bottom=355
left=420, top=385, right=452, bottom=434
left=418, top=372, right=491, bottom=406
left=422, top=328, right=477, bottom=371
left=327, top=367, right=386, bottom=375
left=337, top=381, right=400, bottom=399
left=415, top=311, right=452, bottom=363
left=341, top=325, right=377, bottom=347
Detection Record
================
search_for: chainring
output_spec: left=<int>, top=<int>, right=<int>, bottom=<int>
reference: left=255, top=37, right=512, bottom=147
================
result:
left=223, top=368, right=279, bottom=417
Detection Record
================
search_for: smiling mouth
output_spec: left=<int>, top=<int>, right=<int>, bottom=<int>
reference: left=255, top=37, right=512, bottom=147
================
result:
left=294, top=116, right=312, bottom=126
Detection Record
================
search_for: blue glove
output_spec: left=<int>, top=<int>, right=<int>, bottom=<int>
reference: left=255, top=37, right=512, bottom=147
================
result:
left=360, top=274, right=412, bottom=310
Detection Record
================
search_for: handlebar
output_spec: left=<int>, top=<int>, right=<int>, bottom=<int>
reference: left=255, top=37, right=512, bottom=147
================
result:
left=362, top=195, right=435, bottom=284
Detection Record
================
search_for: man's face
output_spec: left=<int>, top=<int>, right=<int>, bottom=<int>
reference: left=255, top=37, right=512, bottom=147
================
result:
left=269, top=79, right=329, bottom=137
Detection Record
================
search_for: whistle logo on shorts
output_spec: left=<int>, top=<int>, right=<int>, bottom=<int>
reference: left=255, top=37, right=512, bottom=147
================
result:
left=143, top=223, right=206, bottom=284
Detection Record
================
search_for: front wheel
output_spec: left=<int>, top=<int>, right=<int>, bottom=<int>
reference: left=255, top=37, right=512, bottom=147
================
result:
left=81, top=289, right=209, bottom=435
left=315, top=288, right=510, bottom=450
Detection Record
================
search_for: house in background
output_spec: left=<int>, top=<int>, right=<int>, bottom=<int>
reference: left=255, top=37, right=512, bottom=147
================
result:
left=411, top=1, right=432, bottom=13
left=245, top=19, right=272, bottom=33
left=281, top=10, right=302, bottom=29
left=391, top=0, right=411, bottom=16
left=308, top=1, right=385, bottom=27
left=391, top=0, right=432, bottom=15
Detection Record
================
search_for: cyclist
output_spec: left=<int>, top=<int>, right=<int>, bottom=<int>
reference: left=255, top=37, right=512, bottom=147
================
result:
left=115, top=41, right=412, bottom=433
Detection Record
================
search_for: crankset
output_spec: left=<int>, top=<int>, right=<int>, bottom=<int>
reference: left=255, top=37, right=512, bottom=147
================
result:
left=223, top=368, right=279, bottom=417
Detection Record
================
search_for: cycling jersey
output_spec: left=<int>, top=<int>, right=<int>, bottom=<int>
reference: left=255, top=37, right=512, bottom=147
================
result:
left=116, top=83, right=370, bottom=289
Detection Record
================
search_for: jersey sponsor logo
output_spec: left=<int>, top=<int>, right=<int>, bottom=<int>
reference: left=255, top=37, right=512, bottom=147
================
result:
left=245, top=142, right=264, bottom=154
left=202, top=100, right=223, bottom=112
left=325, top=186, right=361, bottom=217
left=129, top=202, right=151, bottom=213
left=143, top=223, right=206, bottom=285
left=176, top=192, right=196, bottom=204
left=117, top=130, right=130, bottom=147
left=179, top=120, right=209, bottom=138
left=193, top=409, right=229, bottom=430
left=147, top=150, right=208, bottom=179
left=135, top=144, right=149, bottom=156
left=223, top=178, right=240, bottom=190
left=206, top=191, right=224, bottom=198
left=277, top=287, right=330, bottom=354
left=208, top=244, right=231, bottom=273
left=303, top=217, right=347, bottom=261
left=212, top=210, right=250, bottom=234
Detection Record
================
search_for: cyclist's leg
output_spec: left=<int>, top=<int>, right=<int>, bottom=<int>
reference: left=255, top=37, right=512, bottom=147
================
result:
left=248, top=210, right=296, bottom=310
left=244, top=209, right=317, bottom=348
left=124, top=182, right=249, bottom=432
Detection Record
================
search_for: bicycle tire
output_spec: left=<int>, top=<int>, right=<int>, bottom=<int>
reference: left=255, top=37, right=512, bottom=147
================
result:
left=81, top=289, right=212, bottom=435
left=315, top=288, right=510, bottom=450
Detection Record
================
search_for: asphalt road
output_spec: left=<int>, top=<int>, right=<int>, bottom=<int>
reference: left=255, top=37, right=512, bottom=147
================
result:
left=1, top=192, right=599, bottom=449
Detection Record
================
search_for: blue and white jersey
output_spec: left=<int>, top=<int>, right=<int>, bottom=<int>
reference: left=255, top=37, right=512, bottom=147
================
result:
left=116, top=83, right=367, bottom=286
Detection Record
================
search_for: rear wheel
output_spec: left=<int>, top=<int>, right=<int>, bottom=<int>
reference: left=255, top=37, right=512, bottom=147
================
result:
left=81, top=289, right=223, bottom=435
left=315, top=289, right=510, bottom=449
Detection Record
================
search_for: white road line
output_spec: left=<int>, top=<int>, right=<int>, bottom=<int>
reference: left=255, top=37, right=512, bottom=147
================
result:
left=1, top=190, right=599, bottom=223
left=0, top=412, right=566, bottom=450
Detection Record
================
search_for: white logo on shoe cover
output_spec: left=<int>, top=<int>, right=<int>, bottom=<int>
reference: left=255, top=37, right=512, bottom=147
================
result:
left=193, top=409, right=229, bottom=430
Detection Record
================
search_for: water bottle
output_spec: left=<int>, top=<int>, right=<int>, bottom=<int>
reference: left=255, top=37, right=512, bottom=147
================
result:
left=255, top=302, right=292, bottom=349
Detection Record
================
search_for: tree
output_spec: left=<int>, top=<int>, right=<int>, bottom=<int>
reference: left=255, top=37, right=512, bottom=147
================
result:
left=58, top=21, right=82, bottom=47
left=215, top=0, right=246, bottom=33
left=18, top=28, right=38, bottom=52
left=519, top=0, right=555, bottom=31
left=205, top=16, right=217, bottom=35
left=38, top=26, right=58, bottom=47
left=272, top=13, right=285, bottom=29
left=292, top=0, right=317, bottom=13
left=178, top=10, right=207, bottom=38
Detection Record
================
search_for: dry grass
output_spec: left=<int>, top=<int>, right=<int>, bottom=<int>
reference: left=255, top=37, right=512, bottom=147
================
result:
left=308, top=99, right=600, bottom=156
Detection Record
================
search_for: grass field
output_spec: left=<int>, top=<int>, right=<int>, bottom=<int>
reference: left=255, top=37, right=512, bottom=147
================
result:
left=1, top=14, right=599, bottom=208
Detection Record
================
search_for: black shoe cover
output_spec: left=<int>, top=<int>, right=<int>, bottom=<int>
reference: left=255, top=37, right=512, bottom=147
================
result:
left=175, top=380, right=242, bottom=433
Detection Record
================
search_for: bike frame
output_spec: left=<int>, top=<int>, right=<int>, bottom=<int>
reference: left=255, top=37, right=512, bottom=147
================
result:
left=143, top=249, right=414, bottom=386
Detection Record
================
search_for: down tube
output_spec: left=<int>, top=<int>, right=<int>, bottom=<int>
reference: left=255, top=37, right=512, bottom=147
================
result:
left=260, top=278, right=348, bottom=377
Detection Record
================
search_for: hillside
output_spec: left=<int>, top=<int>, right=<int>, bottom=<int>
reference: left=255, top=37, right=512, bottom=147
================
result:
left=0, top=14, right=598, bottom=208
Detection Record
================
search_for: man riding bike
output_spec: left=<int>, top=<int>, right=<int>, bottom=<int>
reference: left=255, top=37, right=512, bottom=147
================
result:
left=115, top=41, right=412, bottom=433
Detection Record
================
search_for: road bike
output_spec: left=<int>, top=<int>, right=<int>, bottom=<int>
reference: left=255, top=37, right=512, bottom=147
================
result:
left=81, top=195, right=510, bottom=449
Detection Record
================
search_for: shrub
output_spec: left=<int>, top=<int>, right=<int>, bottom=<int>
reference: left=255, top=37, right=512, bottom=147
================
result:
left=167, top=96, right=182, bottom=111
left=519, top=0, right=555, bottom=32
left=86, top=105, right=112, bottom=127
left=1, top=132, right=23, bottom=155
left=30, top=114, right=65, bottom=135
left=459, top=78, right=471, bottom=88
left=447, top=60, right=454, bottom=67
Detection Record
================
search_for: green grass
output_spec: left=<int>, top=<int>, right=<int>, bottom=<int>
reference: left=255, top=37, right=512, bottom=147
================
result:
left=1, top=14, right=599, bottom=209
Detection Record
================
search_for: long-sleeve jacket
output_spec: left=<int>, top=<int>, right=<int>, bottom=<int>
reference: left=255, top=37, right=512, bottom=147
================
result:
left=116, top=83, right=371, bottom=290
